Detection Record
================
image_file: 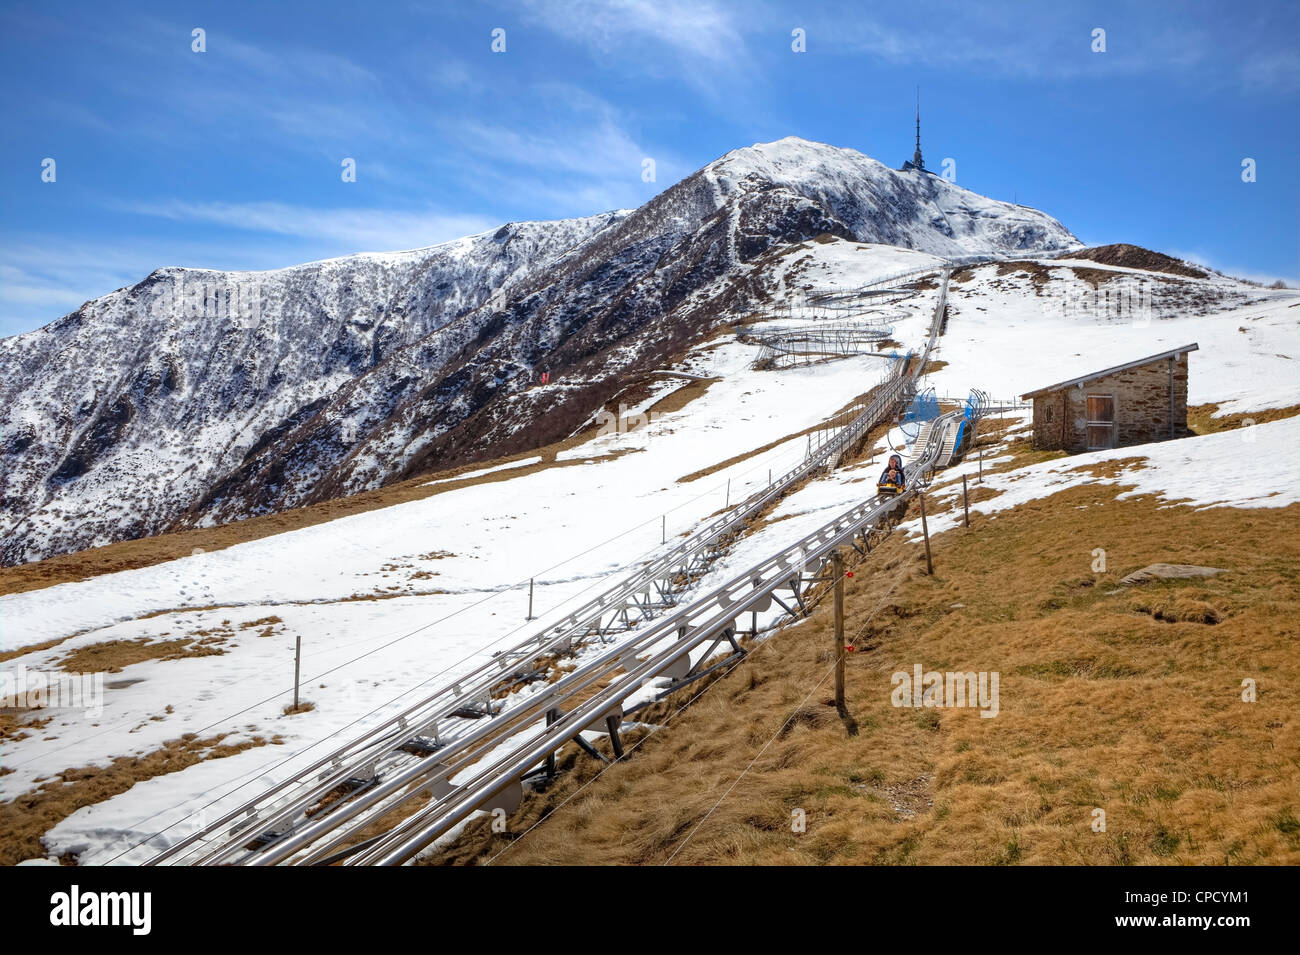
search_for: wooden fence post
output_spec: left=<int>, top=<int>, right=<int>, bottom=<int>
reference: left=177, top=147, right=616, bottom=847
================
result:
left=919, top=493, right=934, bottom=575
left=832, top=550, right=846, bottom=712
left=293, top=636, right=301, bottom=711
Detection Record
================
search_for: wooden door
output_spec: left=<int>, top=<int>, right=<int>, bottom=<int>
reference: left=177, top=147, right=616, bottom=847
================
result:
left=1086, top=394, right=1115, bottom=450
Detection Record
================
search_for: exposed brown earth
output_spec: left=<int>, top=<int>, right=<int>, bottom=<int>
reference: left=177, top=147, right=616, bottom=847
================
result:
left=1071, top=243, right=1209, bottom=279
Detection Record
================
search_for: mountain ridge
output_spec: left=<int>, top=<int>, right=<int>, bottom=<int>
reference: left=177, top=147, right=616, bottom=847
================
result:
left=1, top=137, right=1080, bottom=564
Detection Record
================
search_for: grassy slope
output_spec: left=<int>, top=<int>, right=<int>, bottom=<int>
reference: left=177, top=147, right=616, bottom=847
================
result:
left=430, top=474, right=1300, bottom=866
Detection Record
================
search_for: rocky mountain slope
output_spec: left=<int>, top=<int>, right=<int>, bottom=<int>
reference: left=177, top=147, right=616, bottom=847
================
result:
left=0, top=137, right=1080, bottom=564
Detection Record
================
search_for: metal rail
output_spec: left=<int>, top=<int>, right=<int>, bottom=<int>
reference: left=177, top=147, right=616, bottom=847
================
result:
left=746, top=323, right=897, bottom=370
left=145, top=267, right=953, bottom=866
left=805, top=265, right=949, bottom=307
left=339, top=408, right=965, bottom=866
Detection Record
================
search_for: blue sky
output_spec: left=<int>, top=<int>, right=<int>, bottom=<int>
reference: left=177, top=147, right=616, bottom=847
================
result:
left=2, top=0, right=1297, bottom=337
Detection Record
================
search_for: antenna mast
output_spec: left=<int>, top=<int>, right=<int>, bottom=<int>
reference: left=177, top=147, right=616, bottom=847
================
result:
left=912, top=87, right=924, bottom=171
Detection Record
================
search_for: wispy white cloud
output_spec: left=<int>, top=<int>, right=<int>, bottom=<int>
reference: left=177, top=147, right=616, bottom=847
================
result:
left=79, top=17, right=396, bottom=149
left=1240, top=49, right=1300, bottom=93
left=430, top=82, right=687, bottom=213
left=449, top=96, right=648, bottom=180
left=215, top=32, right=382, bottom=89
left=817, top=5, right=1297, bottom=94
left=78, top=14, right=684, bottom=214
left=1167, top=247, right=1299, bottom=287
left=824, top=14, right=1214, bottom=81
left=508, top=0, right=762, bottom=107
left=108, top=199, right=500, bottom=252
left=0, top=268, right=93, bottom=310
left=425, top=58, right=476, bottom=90
left=4, top=67, right=686, bottom=337
left=0, top=204, right=502, bottom=337
left=0, top=240, right=195, bottom=337
left=515, top=0, right=747, bottom=64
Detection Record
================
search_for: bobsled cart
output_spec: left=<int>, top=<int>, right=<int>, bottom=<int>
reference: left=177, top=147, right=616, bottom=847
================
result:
left=877, top=454, right=906, bottom=496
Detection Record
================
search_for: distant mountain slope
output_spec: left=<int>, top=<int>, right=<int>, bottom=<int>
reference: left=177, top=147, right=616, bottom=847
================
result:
left=1, top=137, right=1080, bottom=564
left=0, top=213, right=625, bottom=563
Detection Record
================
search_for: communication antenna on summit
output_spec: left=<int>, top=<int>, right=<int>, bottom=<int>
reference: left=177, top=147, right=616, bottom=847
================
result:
left=902, top=87, right=925, bottom=173
left=913, top=87, right=923, bottom=171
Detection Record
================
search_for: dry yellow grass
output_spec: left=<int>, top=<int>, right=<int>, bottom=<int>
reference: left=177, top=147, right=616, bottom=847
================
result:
left=0, top=637, right=70, bottom=666
left=0, top=711, right=54, bottom=745
left=4, top=591, right=445, bottom=670
left=0, top=732, right=281, bottom=865
left=426, top=482, right=1300, bottom=866
left=57, top=635, right=230, bottom=673
left=1187, top=402, right=1300, bottom=436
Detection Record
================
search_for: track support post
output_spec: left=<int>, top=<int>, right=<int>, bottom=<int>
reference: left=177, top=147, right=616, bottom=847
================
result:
left=545, top=708, right=559, bottom=778
left=605, top=715, right=625, bottom=760
left=919, top=492, right=934, bottom=575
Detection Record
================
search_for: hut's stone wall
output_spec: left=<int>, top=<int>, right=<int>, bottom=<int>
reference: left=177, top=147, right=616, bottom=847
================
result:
left=1030, top=352, right=1190, bottom=452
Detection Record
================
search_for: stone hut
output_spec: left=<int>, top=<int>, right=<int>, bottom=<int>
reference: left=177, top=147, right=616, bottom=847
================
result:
left=1021, top=343, right=1199, bottom=452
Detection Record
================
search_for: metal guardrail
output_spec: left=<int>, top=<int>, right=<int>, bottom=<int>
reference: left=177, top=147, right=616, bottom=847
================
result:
left=746, top=323, right=897, bottom=370
left=247, top=409, right=965, bottom=867
left=805, top=265, right=948, bottom=307
left=148, top=364, right=922, bottom=866
left=144, top=267, right=954, bottom=866
left=335, top=407, right=965, bottom=866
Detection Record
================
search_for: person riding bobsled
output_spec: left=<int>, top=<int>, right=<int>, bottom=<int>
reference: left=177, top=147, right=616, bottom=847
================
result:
left=877, top=454, right=906, bottom=495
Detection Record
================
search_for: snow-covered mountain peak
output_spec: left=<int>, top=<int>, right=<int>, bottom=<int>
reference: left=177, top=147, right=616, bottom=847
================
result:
left=703, top=136, right=1081, bottom=259
left=3, top=138, right=1085, bottom=564
left=707, top=136, right=887, bottom=183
